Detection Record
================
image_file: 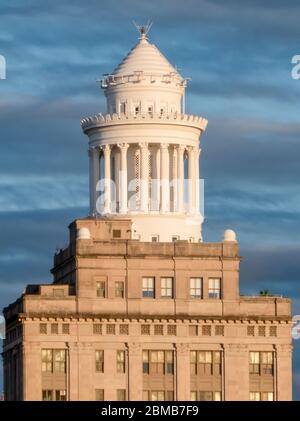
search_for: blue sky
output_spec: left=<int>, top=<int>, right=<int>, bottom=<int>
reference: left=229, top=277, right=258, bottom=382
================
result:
left=0, top=0, right=300, bottom=399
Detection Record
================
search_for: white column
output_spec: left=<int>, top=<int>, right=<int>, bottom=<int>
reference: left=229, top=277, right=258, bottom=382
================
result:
left=172, top=146, right=178, bottom=212
left=177, top=145, right=185, bottom=214
left=188, top=146, right=196, bottom=214
left=195, top=148, right=201, bottom=215
left=103, top=144, right=111, bottom=214
left=160, top=143, right=170, bottom=213
left=139, top=143, right=149, bottom=212
left=88, top=147, right=100, bottom=216
left=154, top=146, right=160, bottom=211
left=118, top=143, right=129, bottom=214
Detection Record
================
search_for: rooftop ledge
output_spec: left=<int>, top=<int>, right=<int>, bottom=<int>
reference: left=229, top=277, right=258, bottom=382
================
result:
left=81, top=112, right=208, bottom=132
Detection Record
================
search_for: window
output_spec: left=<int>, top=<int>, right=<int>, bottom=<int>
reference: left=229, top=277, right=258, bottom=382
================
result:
left=53, top=350, right=66, bottom=373
left=190, top=278, right=202, bottom=299
left=247, top=326, right=255, bottom=336
left=215, top=325, right=224, bottom=336
left=154, top=325, right=164, bottom=335
left=93, top=324, right=102, bottom=335
left=167, top=325, right=176, bottom=336
left=40, top=323, right=47, bottom=334
left=199, top=391, right=213, bottom=401
left=189, top=325, right=198, bottom=336
left=142, top=277, right=155, bottom=298
left=117, top=389, right=126, bottom=401
left=261, top=352, right=273, bottom=375
left=135, top=106, right=140, bottom=115
left=120, top=102, right=126, bottom=114
left=42, top=390, right=53, bottom=401
left=106, top=324, right=116, bottom=335
left=250, top=392, right=260, bottom=401
left=250, top=352, right=273, bottom=376
left=55, top=390, right=66, bottom=401
left=96, top=281, right=106, bottom=298
left=250, top=392, right=274, bottom=401
left=172, top=236, right=179, bottom=242
left=151, top=235, right=159, bottom=242
left=194, top=391, right=221, bottom=401
left=269, top=326, right=277, bottom=337
left=143, top=351, right=174, bottom=375
left=141, top=325, right=151, bottom=335
left=258, top=326, right=266, bottom=337
left=148, top=106, right=153, bottom=115
left=191, top=351, right=221, bottom=376
left=113, top=229, right=121, bottom=238
left=119, top=324, right=129, bottom=335
left=41, top=349, right=53, bottom=372
left=261, top=392, right=274, bottom=401
left=190, top=391, right=197, bottom=401
left=51, top=323, right=58, bottom=334
left=143, top=351, right=149, bottom=374
left=249, top=352, right=260, bottom=374
left=208, top=278, right=221, bottom=299
left=143, top=390, right=149, bottom=400
left=95, top=389, right=104, bottom=401
left=115, top=281, right=124, bottom=298
left=42, top=349, right=66, bottom=373
left=161, top=278, right=173, bottom=298
left=117, top=350, right=126, bottom=373
left=62, top=324, right=69, bottom=334
left=202, top=325, right=211, bottom=336
left=96, top=350, right=104, bottom=372
left=150, top=391, right=165, bottom=401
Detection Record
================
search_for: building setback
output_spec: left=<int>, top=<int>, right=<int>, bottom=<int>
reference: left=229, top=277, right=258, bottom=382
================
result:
left=2, top=27, right=292, bottom=401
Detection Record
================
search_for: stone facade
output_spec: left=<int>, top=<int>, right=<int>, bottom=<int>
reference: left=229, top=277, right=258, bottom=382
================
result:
left=3, top=218, right=292, bottom=401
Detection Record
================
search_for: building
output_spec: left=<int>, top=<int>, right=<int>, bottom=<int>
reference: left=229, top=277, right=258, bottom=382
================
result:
left=2, top=27, right=292, bottom=401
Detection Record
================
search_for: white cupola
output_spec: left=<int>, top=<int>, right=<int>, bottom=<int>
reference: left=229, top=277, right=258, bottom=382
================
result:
left=81, top=26, right=208, bottom=243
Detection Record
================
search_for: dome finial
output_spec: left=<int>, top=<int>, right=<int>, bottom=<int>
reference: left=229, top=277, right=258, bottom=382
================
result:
left=133, top=21, right=153, bottom=40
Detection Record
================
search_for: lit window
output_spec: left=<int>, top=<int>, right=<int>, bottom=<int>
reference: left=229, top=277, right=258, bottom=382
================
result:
left=142, top=277, right=155, bottom=298
left=190, top=278, right=202, bottom=299
left=208, top=278, right=221, bottom=299
left=95, top=389, right=104, bottom=401
left=117, top=389, right=126, bottom=401
left=199, top=391, right=213, bottom=401
left=151, top=391, right=165, bottom=401
left=161, top=278, right=173, bottom=298
left=41, top=350, right=53, bottom=372
left=261, top=392, right=274, bottom=401
left=55, top=390, right=66, bottom=401
left=96, top=350, right=104, bottom=372
left=249, top=352, right=260, bottom=374
left=117, top=350, right=126, bottom=373
left=53, top=350, right=66, bottom=373
left=250, top=392, right=260, bottom=401
left=190, top=391, right=197, bottom=401
left=115, top=281, right=124, bottom=298
left=96, top=281, right=106, bottom=298
left=261, top=352, right=273, bottom=375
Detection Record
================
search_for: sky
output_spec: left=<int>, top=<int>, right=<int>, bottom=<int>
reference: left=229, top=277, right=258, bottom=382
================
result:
left=0, top=0, right=300, bottom=399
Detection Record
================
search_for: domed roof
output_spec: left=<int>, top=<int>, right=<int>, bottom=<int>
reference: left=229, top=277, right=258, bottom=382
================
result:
left=112, top=34, right=183, bottom=79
